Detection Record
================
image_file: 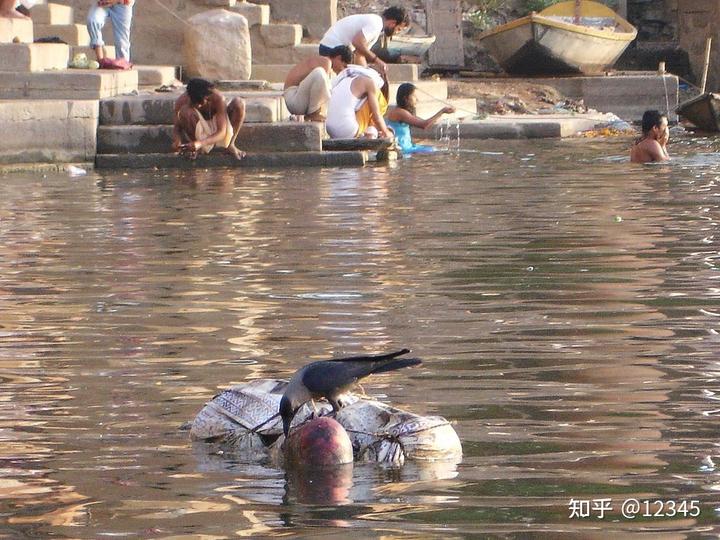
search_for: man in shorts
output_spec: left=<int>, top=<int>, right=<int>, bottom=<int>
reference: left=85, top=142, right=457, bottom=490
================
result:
left=172, top=78, right=246, bottom=160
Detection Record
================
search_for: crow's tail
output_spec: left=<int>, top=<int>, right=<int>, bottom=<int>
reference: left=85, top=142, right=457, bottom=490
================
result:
left=331, top=348, right=411, bottom=363
left=371, top=357, right=422, bottom=374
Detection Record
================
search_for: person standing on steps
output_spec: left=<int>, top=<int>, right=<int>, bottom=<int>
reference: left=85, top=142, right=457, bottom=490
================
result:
left=87, top=0, right=134, bottom=69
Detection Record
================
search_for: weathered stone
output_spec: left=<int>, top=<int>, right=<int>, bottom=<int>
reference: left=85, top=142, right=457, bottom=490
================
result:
left=0, top=100, right=98, bottom=164
left=33, top=23, right=90, bottom=46
left=256, top=23, right=302, bottom=48
left=229, top=1, right=269, bottom=27
left=184, top=9, right=251, bottom=81
left=0, top=16, right=33, bottom=44
left=0, top=69, right=138, bottom=99
left=252, top=42, right=319, bottom=64
left=97, top=122, right=323, bottom=154
left=134, top=65, right=178, bottom=86
left=95, top=150, right=366, bottom=169
left=426, top=0, right=464, bottom=68
left=0, top=43, right=70, bottom=72
left=99, top=91, right=288, bottom=125
left=30, top=3, right=74, bottom=25
left=258, top=0, right=336, bottom=40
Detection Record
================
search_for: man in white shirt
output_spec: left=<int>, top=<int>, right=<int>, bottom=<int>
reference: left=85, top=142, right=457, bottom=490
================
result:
left=319, top=6, right=409, bottom=74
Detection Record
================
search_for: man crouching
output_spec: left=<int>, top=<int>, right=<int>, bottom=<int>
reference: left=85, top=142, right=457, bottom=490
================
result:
left=172, top=78, right=246, bottom=160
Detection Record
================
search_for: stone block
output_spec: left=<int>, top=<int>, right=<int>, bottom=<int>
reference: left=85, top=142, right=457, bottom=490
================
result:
left=255, top=23, right=302, bottom=48
left=255, top=0, right=336, bottom=40
left=184, top=9, right=251, bottom=81
left=30, top=3, right=74, bottom=25
left=389, top=80, right=448, bottom=103
left=97, top=121, right=322, bottom=154
left=0, top=69, right=138, bottom=99
left=99, top=91, right=287, bottom=125
left=229, top=1, right=269, bottom=27
left=250, top=63, right=292, bottom=83
left=252, top=42, right=317, bottom=64
left=95, top=150, right=366, bottom=169
left=0, top=99, right=98, bottom=164
left=134, top=65, right=178, bottom=86
left=426, top=0, right=464, bottom=67
left=0, top=43, right=70, bottom=72
left=0, top=17, right=33, bottom=43
left=412, top=97, right=477, bottom=120
left=34, top=23, right=90, bottom=46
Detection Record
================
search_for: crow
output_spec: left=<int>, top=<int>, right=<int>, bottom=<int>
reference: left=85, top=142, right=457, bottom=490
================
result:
left=279, top=348, right=421, bottom=437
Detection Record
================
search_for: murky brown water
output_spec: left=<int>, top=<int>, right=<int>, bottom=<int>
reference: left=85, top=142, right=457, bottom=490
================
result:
left=1, top=134, right=720, bottom=538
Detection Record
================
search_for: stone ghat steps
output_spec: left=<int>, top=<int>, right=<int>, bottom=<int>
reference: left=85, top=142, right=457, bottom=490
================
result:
left=99, top=91, right=288, bottom=125
left=0, top=68, right=138, bottom=99
left=252, top=63, right=421, bottom=84
left=413, top=98, right=479, bottom=121
left=95, top=151, right=366, bottom=169
left=0, top=17, right=33, bottom=43
left=30, top=2, right=73, bottom=25
left=97, top=122, right=323, bottom=154
left=34, top=23, right=90, bottom=46
left=0, top=42, right=69, bottom=72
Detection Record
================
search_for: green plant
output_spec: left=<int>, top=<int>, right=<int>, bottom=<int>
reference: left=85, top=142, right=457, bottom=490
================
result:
left=466, top=0, right=503, bottom=30
left=522, top=0, right=562, bottom=14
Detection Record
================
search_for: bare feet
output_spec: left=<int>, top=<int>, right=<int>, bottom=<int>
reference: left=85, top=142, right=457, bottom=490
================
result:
left=225, top=145, right=246, bottom=161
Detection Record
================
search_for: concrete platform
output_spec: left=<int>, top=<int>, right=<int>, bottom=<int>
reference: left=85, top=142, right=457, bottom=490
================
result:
left=99, top=91, right=288, bottom=125
left=498, top=72, right=679, bottom=122
left=0, top=17, right=33, bottom=43
left=0, top=69, right=138, bottom=99
left=414, top=98, right=478, bottom=121
left=34, top=23, right=90, bottom=46
left=97, top=122, right=323, bottom=154
left=251, top=63, right=419, bottom=84
left=0, top=99, right=98, bottom=164
left=0, top=42, right=69, bottom=72
left=389, top=80, right=448, bottom=104
left=95, top=151, right=366, bottom=169
left=30, top=3, right=74, bottom=25
left=412, top=113, right=617, bottom=140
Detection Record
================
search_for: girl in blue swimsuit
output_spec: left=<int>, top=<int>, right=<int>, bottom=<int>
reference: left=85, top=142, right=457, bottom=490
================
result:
left=385, top=83, right=455, bottom=154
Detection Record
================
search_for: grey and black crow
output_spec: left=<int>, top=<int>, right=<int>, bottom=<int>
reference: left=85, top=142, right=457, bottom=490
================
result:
left=279, top=349, right=421, bottom=437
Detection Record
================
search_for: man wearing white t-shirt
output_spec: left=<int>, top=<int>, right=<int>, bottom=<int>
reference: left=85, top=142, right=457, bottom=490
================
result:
left=319, top=6, right=409, bottom=74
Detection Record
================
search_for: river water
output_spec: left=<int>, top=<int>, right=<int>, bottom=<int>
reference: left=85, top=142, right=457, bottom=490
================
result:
left=1, top=134, right=719, bottom=538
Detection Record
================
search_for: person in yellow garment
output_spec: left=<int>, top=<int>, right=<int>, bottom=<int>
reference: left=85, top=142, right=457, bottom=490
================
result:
left=172, top=78, right=246, bottom=160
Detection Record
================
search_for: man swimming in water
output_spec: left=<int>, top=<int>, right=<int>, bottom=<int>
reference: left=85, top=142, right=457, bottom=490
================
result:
left=630, top=110, right=670, bottom=164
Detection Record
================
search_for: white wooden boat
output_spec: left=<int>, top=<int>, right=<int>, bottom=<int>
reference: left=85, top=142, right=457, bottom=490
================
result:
left=373, top=34, right=437, bottom=61
left=477, top=0, right=637, bottom=75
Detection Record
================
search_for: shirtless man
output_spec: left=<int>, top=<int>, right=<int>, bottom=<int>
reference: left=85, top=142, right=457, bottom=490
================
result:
left=283, top=45, right=352, bottom=122
left=172, top=78, right=245, bottom=160
left=318, top=6, right=409, bottom=74
left=0, top=0, right=29, bottom=18
left=630, top=110, right=670, bottom=164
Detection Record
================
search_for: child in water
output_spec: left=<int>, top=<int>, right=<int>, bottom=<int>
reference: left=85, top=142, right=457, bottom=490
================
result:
left=385, top=83, right=455, bottom=154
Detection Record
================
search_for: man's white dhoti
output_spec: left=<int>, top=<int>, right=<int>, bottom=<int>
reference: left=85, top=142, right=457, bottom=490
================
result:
left=283, top=67, right=331, bottom=116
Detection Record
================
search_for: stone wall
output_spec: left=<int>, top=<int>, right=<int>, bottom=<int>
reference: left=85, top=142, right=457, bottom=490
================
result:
left=677, top=0, right=720, bottom=91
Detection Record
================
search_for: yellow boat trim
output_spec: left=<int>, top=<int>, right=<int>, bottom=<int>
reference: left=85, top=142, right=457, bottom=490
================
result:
left=479, top=12, right=636, bottom=42
left=541, top=0, right=617, bottom=18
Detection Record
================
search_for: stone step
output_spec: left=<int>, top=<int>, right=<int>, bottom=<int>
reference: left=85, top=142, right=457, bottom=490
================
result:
left=97, top=122, right=323, bottom=154
left=0, top=42, right=69, bottom=72
left=0, top=69, right=138, bottom=99
left=0, top=99, right=98, bottom=165
left=34, top=23, right=90, bottom=46
left=95, top=150, right=366, bottom=169
left=134, top=65, right=178, bottom=87
left=0, top=17, right=33, bottom=43
left=412, top=98, right=478, bottom=121
left=251, top=63, right=419, bottom=84
left=30, top=3, right=74, bottom=25
left=228, top=1, right=269, bottom=27
left=389, top=80, right=448, bottom=103
left=71, top=45, right=115, bottom=61
left=252, top=42, right=318, bottom=64
left=251, top=0, right=333, bottom=40
left=251, top=23, right=303, bottom=49
left=99, top=91, right=288, bottom=125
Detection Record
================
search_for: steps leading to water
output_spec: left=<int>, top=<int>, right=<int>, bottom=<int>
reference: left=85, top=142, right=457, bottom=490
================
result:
left=0, top=69, right=138, bottom=99
left=0, top=42, right=69, bottom=71
left=97, top=122, right=323, bottom=154
left=33, top=23, right=90, bottom=46
left=0, top=17, right=33, bottom=43
left=30, top=3, right=74, bottom=25
left=251, top=63, right=421, bottom=84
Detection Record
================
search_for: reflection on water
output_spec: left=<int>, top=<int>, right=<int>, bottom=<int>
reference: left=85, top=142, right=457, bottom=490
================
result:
left=1, top=133, right=720, bottom=536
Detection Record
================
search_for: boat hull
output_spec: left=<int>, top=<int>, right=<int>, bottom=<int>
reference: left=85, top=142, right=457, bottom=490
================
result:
left=677, top=93, right=720, bottom=132
left=477, top=1, right=636, bottom=75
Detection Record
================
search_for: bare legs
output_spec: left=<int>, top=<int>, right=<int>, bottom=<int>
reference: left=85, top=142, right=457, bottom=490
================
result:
left=225, top=97, right=246, bottom=160
left=0, top=0, right=29, bottom=19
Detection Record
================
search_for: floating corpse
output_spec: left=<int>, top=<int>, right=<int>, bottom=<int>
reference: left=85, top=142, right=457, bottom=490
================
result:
left=190, top=351, right=462, bottom=466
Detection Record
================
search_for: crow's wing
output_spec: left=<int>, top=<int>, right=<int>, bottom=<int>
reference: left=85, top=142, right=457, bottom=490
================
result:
left=301, top=360, right=378, bottom=397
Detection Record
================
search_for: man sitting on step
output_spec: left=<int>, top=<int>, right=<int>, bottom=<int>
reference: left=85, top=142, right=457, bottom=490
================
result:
left=172, top=78, right=246, bottom=161
left=283, top=45, right=352, bottom=122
